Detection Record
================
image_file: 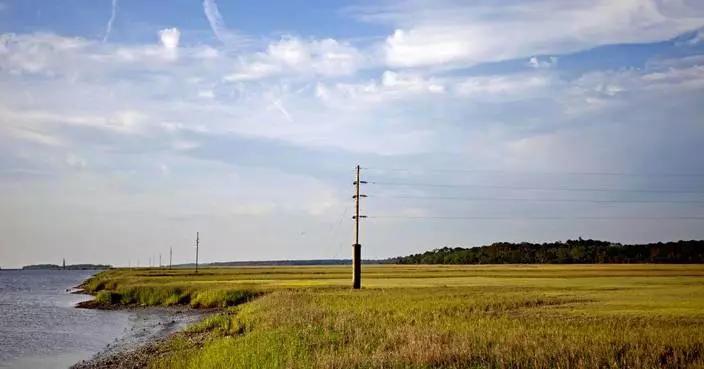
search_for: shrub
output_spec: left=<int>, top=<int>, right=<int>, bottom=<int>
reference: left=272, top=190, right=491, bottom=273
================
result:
left=95, top=290, right=122, bottom=304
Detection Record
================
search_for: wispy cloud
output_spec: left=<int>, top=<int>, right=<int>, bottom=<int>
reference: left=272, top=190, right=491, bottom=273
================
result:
left=358, top=0, right=704, bottom=69
left=224, top=37, right=364, bottom=82
left=203, top=0, right=228, bottom=43
left=528, top=56, right=558, bottom=69
left=270, top=99, right=295, bottom=123
left=65, top=153, right=87, bottom=168
left=102, top=0, right=118, bottom=43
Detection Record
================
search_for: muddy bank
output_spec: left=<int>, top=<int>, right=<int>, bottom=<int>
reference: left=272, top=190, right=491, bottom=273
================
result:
left=70, top=307, right=207, bottom=369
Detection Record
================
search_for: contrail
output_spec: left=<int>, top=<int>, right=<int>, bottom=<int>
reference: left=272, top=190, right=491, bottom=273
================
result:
left=102, top=0, right=118, bottom=43
left=203, top=0, right=227, bottom=43
left=272, top=99, right=295, bottom=123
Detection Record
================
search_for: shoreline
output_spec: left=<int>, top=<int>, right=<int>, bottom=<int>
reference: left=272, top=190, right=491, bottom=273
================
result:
left=68, top=274, right=217, bottom=369
left=69, top=306, right=210, bottom=369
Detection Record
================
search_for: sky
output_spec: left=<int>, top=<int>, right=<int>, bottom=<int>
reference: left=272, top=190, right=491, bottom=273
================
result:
left=1, top=0, right=704, bottom=268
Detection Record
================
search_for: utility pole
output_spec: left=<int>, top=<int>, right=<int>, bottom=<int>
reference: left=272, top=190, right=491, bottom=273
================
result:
left=195, top=232, right=199, bottom=273
left=159, top=253, right=162, bottom=268
left=169, top=247, right=172, bottom=270
left=62, top=258, right=66, bottom=271
left=352, top=165, right=367, bottom=289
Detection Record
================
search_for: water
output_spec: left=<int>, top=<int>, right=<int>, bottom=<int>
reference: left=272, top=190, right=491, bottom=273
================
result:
left=0, top=270, right=131, bottom=369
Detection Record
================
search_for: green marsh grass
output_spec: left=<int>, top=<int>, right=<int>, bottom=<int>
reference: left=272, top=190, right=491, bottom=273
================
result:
left=82, top=265, right=704, bottom=368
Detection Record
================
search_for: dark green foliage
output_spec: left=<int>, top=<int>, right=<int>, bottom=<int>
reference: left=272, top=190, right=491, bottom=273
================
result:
left=95, top=290, right=122, bottom=304
left=389, top=239, right=704, bottom=264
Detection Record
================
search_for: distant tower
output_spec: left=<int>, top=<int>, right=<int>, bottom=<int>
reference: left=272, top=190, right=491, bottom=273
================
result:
left=62, top=258, right=66, bottom=271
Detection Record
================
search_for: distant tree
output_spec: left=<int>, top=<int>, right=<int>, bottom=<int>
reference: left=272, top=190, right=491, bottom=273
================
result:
left=388, top=240, right=704, bottom=265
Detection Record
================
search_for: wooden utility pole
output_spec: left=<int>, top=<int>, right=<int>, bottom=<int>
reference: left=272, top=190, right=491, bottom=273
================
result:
left=169, top=247, right=172, bottom=269
left=352, top=165, right=367, bottom=289
left=159, top=253, right=162, bottom=268
left=195, top=232, right=200, bottom=273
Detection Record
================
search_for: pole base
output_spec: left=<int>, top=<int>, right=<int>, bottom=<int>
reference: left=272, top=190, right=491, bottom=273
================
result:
left=352, top=244, right=361, bottom=289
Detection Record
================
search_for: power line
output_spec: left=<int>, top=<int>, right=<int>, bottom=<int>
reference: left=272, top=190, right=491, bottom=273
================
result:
left=368, top=181, right=704, bottom=194
left=368, top=215, right=704, bottom=220
left=363, top=167, right=704, bottom=178
left=330, top=206, right=350, bottom=260
left=368, top=194, right=704, bottom=204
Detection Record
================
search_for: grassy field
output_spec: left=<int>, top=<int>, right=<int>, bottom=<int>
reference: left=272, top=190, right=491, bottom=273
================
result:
left=81, top=265, right=704, bottom=368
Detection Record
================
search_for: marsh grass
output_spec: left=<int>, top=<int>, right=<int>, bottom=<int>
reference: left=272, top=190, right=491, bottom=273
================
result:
left=82, top=265, right=704, bottom=368
left=81, top=272, right=263, bottom=308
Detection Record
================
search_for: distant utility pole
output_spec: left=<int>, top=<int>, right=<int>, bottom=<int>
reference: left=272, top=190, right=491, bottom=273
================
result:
left=62, top=258, right=66, bottom=271
left=159, top=253, right=162, bottom=268
left=352, top=165, right=367, bottom=289
left=169, top=247, right=172, bottom=270
left=195, top=232, right=200, bottom=273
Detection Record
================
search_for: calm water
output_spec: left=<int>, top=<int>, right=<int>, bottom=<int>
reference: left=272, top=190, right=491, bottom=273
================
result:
left=0, top=270, right=131, bottom=369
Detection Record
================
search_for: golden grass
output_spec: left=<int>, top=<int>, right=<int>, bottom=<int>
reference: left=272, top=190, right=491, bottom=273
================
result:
left=82, top=265, right=704, bottom=368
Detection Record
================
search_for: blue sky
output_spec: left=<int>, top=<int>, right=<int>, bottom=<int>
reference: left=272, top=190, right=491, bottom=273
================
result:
left=1, top=0, right=704, bottom=268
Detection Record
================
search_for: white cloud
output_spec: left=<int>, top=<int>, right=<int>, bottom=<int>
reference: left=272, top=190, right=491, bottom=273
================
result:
left=113, top=110, right=147, bottom=131
left=158, top=28, right=180, bottom=60
left=231, top=203, right=277, bottom=216
left=65, top=153, right=87, bottom=168
left=648, top=54, right=704, bottom=69
left=383, top=28, right=482, bottom=68
left=2, top=27, right=704, bottom=164
left=159, top=28, right=180, bottom=50
left=570, top=65, right=704, bottom=99
left=0, top=106, right=147, bottom=135
left=225, top=37, right=364, bottom=81
left=455, top=74, right=553, bottom=99
left=2, top=126, right=63, bottom=147
left=314, top=70, right=445, bottom=109
left=364, top=0, right=704, bottom=68
left=528, top=56, right=558, bottom=69
left=224, top=61, right=281, bottom=81
left=0, top=33, right=90, bottom=75
left=305, top=190, right=343, bottom=217
left=381, top=70, right=444, bottom=93
left=172, top=141, right=199, bottom=151
left=193, top=45, right=219, bottom=59
left=198, top=89, right=215, bottom=99
left=0, top=31, right=200, bottom=78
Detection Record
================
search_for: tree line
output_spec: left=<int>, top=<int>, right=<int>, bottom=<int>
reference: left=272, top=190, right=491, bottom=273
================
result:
left=22, top=264, right=112, bottom=270
left=386, top=239, right=704, bottom=264
left=203, top=259, right=384, bottom=267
